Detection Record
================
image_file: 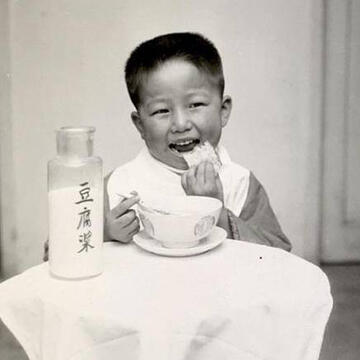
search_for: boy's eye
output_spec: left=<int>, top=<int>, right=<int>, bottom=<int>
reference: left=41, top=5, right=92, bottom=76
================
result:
left=151, top=109, right=169, bottom=116
left=189, top=102, right=205, bottom=109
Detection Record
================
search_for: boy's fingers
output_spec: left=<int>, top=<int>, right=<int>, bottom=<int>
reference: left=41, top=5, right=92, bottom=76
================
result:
left=128, top=225, right=140, bottom=239
left=112, top=209, right=137, bottom=227
left=125, top=217, right=140, bottom=233
left=204, top=162, right=216, bottom=183
left=188, top=166, right=199, bottom=185
left=197, top=162, right=207, bottom=184
left=188, top=166, right=197, bottom=180
left=108, top=215, right=138, bottom=243
left=187, top=169, right=197, bottom=189
left=115, top=235, right=132, bottom=244
left=181, top=173, right=188, bottom=191
left=121, top=219, right=140, bottom=243
left=215, top=176, right=224, bottom=202
left=110, top=195, right=140, bottom=219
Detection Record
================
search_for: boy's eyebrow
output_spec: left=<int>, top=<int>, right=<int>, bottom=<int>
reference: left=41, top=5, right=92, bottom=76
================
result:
left=186, top=89, right=211, bottom=97
left=144, top=97, right=169, bottom=107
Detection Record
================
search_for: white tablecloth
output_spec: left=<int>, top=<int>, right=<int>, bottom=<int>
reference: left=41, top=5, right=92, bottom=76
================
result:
left=0, top=240, right=332, bottom=360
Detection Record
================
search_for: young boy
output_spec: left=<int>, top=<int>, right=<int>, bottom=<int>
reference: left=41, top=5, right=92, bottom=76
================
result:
left=105, top=32, right=291, bottom=252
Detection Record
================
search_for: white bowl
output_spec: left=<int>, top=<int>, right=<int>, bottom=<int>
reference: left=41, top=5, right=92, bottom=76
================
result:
left=137, top=196, right=222, bottom=248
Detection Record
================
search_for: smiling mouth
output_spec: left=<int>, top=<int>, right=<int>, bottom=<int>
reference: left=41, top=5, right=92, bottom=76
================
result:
left=169, top=139, right=200, bottom=154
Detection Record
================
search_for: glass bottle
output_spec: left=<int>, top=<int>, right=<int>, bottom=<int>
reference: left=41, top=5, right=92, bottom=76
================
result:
left=48, top=126, right=103, bottom=279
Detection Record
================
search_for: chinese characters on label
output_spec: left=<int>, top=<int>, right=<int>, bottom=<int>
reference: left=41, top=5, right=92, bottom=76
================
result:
left=76, top=182, right=94, bottom=253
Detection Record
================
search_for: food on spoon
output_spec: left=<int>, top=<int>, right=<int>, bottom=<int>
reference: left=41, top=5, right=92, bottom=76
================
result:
left=183, top=141, right=222, bottom=173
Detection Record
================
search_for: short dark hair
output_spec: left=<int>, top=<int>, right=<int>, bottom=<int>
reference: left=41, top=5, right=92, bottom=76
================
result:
left=125, top=32, right=224, bottom=108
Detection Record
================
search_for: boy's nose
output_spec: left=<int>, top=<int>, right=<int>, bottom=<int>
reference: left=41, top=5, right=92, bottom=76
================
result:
left=171, top=110, right=192, bottom=133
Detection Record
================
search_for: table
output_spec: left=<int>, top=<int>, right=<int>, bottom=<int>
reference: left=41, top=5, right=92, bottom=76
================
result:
left=0, top=240, right=332, bottom=360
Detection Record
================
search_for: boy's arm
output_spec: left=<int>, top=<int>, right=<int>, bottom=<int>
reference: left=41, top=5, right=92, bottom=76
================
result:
left=226, top=172, right=292, bottom=252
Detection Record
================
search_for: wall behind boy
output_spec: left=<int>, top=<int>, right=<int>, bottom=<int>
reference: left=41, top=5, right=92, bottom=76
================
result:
left=2, top=0, right=323, bottom=273
left=0, top=0, right=17, bottom=277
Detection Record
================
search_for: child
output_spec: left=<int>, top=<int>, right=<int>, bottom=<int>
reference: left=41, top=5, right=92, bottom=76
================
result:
left=105, top=32, right=291, bottom=251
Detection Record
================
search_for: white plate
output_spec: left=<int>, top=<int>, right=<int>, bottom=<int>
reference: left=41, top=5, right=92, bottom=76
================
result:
left=133, top=226, right=227, bottom=257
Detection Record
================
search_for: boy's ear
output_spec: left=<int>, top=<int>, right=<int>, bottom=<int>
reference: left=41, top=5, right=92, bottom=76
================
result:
left=220, top=95, right=232, bottom=128
left=131, top=111, right=145, bottom=139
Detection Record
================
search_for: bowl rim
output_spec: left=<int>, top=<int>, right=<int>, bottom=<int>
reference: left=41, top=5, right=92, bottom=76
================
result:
left=137, top=195, right=222, bottom=217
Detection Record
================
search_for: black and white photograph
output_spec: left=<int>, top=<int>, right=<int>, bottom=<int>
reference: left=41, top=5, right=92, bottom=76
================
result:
left=0, top=0, right=359, bottom=359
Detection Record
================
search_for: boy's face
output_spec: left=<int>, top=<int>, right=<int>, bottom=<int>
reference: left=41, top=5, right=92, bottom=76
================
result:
left=131, top=59, right=232, bottom=170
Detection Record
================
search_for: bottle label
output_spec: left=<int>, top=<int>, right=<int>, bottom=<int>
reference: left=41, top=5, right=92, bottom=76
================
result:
left=75, top=181, right=96, bottom=253
left=49, top=182, right=103, bottom=278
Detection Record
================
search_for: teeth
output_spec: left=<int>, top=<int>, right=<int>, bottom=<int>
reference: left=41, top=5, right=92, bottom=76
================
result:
left=175, top=140, right=194, bottom=146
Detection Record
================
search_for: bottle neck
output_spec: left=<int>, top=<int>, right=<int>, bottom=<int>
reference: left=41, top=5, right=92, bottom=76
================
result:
left=56, top=127, right=95, bottom=159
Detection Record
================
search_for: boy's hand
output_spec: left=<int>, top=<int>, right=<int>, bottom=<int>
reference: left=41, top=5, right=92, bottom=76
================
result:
left=181, top=161, right=224, bottom=202
left=105, top=195, right=140, bottom=243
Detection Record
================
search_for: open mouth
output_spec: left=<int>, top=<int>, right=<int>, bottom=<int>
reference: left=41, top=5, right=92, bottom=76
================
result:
left=169, top=138, right=200, bottom=154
